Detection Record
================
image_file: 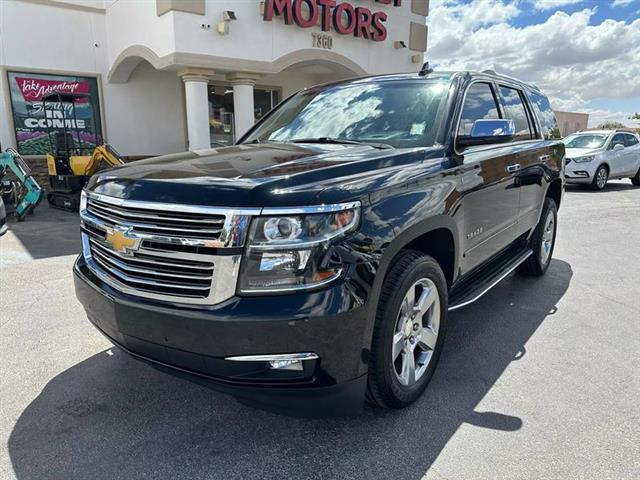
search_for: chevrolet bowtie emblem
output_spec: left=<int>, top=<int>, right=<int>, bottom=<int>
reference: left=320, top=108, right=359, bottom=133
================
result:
left=104, top=227, right=140, bottom=254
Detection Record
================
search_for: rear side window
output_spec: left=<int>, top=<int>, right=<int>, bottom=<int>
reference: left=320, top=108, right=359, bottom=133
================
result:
left=499, top=85, right=533, bottom=140
left=528, top=91, right=560, bottom=139
left=458, top=82, right=501, bottom=136
left=624, top=134, right=639, bottom=147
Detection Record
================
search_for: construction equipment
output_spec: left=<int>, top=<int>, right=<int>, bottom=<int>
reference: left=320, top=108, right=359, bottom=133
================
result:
left=0, top=148, right=45, bottom=221
left=42, top=92, right=125, bottom=211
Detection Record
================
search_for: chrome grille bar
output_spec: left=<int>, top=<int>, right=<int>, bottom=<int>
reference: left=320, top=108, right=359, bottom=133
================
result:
left=80, top=191, right=258, bottom=305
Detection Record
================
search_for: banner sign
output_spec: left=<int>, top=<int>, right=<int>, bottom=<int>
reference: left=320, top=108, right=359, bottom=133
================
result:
left=7, top=72, right=102, bottom=155
left=263, top=0, right=403, bottom=42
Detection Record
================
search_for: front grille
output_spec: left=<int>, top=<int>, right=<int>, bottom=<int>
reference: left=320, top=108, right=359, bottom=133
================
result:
left=87, top=196, right=225, bottom=239
left=80, top=193, right=258, bottom=305
left=89, top=237, right=214, bottom=298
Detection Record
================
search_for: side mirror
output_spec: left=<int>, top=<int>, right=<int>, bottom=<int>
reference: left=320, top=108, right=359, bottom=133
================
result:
left=457, top=119, right=516, bottom=148
left=613, top=143, right=625, bottom=151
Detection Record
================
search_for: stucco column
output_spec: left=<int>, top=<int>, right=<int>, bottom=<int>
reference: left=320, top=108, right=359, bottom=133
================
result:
left=179, top=68, right=214, bottom=150
left=227, top=72, right=261, bottom=140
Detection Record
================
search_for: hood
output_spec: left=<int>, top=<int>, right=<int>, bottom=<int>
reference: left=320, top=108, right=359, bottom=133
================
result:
left=564, top=147, right=601, bottom=159
left=87, top=143, right=446, bottom=207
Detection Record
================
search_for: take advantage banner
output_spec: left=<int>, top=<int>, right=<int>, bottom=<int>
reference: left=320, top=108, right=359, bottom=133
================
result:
left=7, top=71, right=103, bottom=155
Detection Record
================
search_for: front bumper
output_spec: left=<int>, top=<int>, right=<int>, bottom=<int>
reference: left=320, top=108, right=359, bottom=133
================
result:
left=565, top=162, right=596, bottom=184
left=73, top=256, right=370, bottom=415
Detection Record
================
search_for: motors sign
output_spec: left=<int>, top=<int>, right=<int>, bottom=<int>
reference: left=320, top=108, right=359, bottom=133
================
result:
left=263, top=0, right=403, bottom=42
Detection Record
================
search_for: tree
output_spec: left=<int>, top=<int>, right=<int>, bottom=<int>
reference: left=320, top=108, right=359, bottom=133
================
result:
left=597, top=121, right=626, bottom=129
left=630, top=112, right=640, bottom=121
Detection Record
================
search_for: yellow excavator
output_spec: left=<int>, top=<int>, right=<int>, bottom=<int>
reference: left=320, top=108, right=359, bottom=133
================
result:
left=42, top=92, right=125, bottom=211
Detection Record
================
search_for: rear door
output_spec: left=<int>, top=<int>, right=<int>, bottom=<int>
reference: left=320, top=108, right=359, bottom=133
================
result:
left=622, top=133, right=640, bottom=175
left=456, top=81, right=520, bottom=273
left=495, top=84, right=548, bottom=233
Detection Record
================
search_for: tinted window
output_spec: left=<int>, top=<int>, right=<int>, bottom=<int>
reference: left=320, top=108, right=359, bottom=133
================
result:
left=458, top=83, right=500, bottom=136
left=242, top=78, right=453, bottom=149
left=609, top=134, right=625, bottom=149
left=528, top=91, right=560, bottom=139
left=624, top=134, right=639, bottom=147
left=499, top=86, right=532, bottom=140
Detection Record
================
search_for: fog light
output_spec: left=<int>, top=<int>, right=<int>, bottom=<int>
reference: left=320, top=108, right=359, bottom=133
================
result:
left=269, top=359, right=303, bottom=371
left=225, top=352, right=319, bottom=368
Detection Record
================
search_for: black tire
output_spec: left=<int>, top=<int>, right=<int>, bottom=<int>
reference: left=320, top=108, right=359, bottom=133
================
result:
left=631, top=169, right=640, bottom=187
left=366, top=250, right=448, bottom=409
left=517, top=197, right=557, bottom=276
left=591, top=164, right=608, bottom=190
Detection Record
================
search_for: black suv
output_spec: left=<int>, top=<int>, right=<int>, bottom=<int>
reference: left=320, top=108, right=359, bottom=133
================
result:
left=74, top=70, right=564, bottom=415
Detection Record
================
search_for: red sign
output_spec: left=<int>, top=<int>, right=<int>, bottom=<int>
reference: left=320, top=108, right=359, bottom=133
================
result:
left=15, top=77, right=91, bottom=102
left=264, top=0, right=402, bottom=42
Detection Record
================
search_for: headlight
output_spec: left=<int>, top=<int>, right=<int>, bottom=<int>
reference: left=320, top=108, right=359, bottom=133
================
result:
left=79, top=190, right=88, bottom=212
left=573, top=155, right=595, bottom=163
left=239, top=202, right=360, bottom=293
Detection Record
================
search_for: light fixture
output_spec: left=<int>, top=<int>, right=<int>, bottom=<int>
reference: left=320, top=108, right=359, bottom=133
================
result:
left=412, top=54, right=424, bottom=64
left=217, top=10, right=237, bottom=35
left=394, top=41, right=407, bottom=49
left=223, top=10, right=237, bottom=21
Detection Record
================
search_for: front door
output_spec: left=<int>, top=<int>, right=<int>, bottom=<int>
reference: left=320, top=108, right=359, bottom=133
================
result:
left=607, top=133, right=628, bottom=177
left=457, top=82, right=520, bottom=273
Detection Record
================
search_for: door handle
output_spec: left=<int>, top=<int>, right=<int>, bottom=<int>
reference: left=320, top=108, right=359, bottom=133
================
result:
left=506, top=163, right=521, bottom=173
left=539, top=154, right=551, bottom=163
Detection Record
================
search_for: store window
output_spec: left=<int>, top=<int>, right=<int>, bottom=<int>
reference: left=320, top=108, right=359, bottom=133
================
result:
left=7, top=71, right=103, bottom=155
left=208, top=85, right=280, bottom=146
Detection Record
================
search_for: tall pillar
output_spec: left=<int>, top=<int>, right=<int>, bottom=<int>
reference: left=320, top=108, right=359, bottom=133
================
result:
left=227, top=72, right=261, bottom=140
left=179, top=68, right=214, bottom=150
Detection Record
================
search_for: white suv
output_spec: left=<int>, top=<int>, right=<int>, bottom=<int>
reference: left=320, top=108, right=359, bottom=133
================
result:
left=563, top=130, right=640, bottom=190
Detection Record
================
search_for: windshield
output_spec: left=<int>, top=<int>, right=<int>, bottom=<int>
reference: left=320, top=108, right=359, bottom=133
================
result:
left=242, top=78, right=452, bottom=149
left=563, top=134, right=608, bottom=149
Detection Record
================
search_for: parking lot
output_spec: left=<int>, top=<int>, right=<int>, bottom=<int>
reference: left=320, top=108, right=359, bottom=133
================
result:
left=1, top=181, right=639, bottom=480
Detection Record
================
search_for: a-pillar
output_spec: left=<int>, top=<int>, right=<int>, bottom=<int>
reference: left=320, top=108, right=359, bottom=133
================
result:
left=226, top=72, right=261, bottom=140
left=179, top=68, right=214, bottom=150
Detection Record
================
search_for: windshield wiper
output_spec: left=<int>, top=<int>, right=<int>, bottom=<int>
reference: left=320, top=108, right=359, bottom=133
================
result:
left=288, top=137, right=393, bottom=150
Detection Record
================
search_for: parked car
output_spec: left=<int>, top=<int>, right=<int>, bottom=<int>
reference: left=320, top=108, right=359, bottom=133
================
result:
left=74, top=70, right=565, bottom=414
left=563, top=130, right=640, bottom=190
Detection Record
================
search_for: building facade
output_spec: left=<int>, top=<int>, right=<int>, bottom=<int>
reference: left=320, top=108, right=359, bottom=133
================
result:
left=0, top=0, right=429, bottom=163
left=554, top=111, right=589, bottom=137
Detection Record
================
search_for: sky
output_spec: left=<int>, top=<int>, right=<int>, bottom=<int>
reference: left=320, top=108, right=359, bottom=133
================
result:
left=425, top=0, right=640, bottom=128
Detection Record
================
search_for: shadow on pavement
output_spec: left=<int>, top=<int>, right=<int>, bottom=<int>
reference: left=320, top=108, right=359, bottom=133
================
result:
left=566, top=181, right=637, bottom=193
left=2, top=203, right=80, bottom=260
left=8, top=260, right=573, bottom=480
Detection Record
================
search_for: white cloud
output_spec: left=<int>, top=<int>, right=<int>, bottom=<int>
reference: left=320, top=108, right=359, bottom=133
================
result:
left=427, top=1, right=640, bottom=127
left=534, top=0, right=583, bottom=11
left=611, top=0, right=634, bottom=7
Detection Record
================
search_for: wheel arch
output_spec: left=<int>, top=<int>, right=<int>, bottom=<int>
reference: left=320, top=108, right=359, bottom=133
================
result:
left=545, top=177, right=563, bottom=210
left=374, top=216, right=460, bottom=291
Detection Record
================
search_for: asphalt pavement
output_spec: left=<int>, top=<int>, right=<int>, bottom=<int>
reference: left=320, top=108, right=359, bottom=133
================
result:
left=1, top=181, right=639, bottom=480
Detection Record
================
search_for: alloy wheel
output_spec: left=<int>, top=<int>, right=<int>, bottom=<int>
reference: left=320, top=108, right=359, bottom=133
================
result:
left=596, top=167, right=608, bottom=189
left=392, top=278, right=440, bottom=387
left=541, top=211, right=555, bottom=266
